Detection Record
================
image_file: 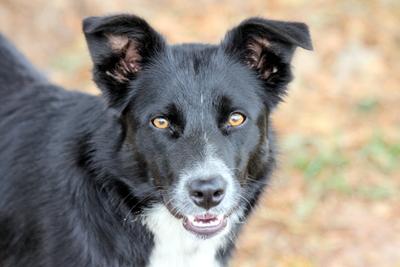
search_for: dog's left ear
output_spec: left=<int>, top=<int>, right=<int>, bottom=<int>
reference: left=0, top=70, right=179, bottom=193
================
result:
left=83, top=14, right=166, bottom=111
left=222, top=17, right=312, bottom=107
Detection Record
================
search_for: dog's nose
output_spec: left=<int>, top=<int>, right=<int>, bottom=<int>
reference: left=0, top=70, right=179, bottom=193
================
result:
left=188, top=177, right=227, bottom=210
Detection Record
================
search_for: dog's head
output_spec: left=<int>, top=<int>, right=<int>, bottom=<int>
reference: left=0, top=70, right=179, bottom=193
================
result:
left=83, top=14, right=312, bottom=239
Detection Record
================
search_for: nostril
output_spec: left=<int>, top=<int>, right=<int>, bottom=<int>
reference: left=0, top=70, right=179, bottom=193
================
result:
left=213, top=189, right=224, bottom=198
left=192, top=190, right=203, bottom=199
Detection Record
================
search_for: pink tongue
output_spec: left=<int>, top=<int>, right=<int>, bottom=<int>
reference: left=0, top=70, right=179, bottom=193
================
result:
left=194, top=213, right=217, bottom=223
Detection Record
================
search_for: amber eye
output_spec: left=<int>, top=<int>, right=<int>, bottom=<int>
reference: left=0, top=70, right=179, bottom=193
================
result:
left=152, top=117, right=170, bottom=129
left=227, top=112, right=246, bottom=127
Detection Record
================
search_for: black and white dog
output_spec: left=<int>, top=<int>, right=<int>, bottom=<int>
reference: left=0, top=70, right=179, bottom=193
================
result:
left=0, top=14, right=312, bottom=267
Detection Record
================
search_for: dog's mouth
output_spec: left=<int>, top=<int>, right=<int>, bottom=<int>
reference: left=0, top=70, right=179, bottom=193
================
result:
left=162, top=195, right=231, bottom=238
left=182, top=213, right=227, bottom=238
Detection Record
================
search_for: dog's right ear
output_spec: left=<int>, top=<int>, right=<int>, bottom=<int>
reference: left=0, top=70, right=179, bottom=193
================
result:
left=83, top=14, right=165, bottom=111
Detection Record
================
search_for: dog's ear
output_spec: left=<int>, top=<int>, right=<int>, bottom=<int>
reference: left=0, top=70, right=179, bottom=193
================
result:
left=83, top=14, right=165, bottom=111
left=222, top=17, right=312, bottom=107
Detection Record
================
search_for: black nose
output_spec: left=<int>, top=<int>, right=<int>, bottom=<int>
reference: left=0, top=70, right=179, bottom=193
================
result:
left=188, top=177, right=227, bottom=210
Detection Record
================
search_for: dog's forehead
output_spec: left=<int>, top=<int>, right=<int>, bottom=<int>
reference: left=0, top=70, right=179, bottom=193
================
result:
left=134, top=43, right=264, bottom=118
left=166, top=44, right=226, bottom=84
left=154, top=45, right=260, bottom=98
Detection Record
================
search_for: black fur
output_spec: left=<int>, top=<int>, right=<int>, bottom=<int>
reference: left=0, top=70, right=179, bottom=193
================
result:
left=0, top=14, right=312, bottom=267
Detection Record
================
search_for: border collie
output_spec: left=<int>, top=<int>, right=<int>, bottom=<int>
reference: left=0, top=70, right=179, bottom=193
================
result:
left=0, top=14, right=312, bottom=267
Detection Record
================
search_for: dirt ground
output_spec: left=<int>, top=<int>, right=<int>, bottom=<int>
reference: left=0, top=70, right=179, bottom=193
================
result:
left=0, top=1, right=399, bottom=266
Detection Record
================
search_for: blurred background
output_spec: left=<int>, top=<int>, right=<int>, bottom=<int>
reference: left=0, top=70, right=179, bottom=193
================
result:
left=0, top=0, right=399, bottom=266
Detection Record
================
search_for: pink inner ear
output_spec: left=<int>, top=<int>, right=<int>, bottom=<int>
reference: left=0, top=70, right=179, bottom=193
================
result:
left=106, top=35, right=142, bottom=83
left=245, top=37, right=277, bottom=80
left=107, top=34, right=130, bottom=51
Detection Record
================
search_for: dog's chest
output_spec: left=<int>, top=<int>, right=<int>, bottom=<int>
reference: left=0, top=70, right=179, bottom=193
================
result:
left=144, top=206, right=224, bottom=267
left=147, top=237, right=221, bottom=267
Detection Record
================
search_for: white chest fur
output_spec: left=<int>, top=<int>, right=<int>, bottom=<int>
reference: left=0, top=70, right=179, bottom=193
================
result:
left=143, top=205, right=229, bottom=267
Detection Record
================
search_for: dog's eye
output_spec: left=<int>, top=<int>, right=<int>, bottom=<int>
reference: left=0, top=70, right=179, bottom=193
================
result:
left=151, top=117, right=170, bottom=129
left=228, top=112, right=246, bottom=127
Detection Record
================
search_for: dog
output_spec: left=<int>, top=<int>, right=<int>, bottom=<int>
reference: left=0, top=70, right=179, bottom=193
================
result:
left=0, top=14, right=312, bottom=267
